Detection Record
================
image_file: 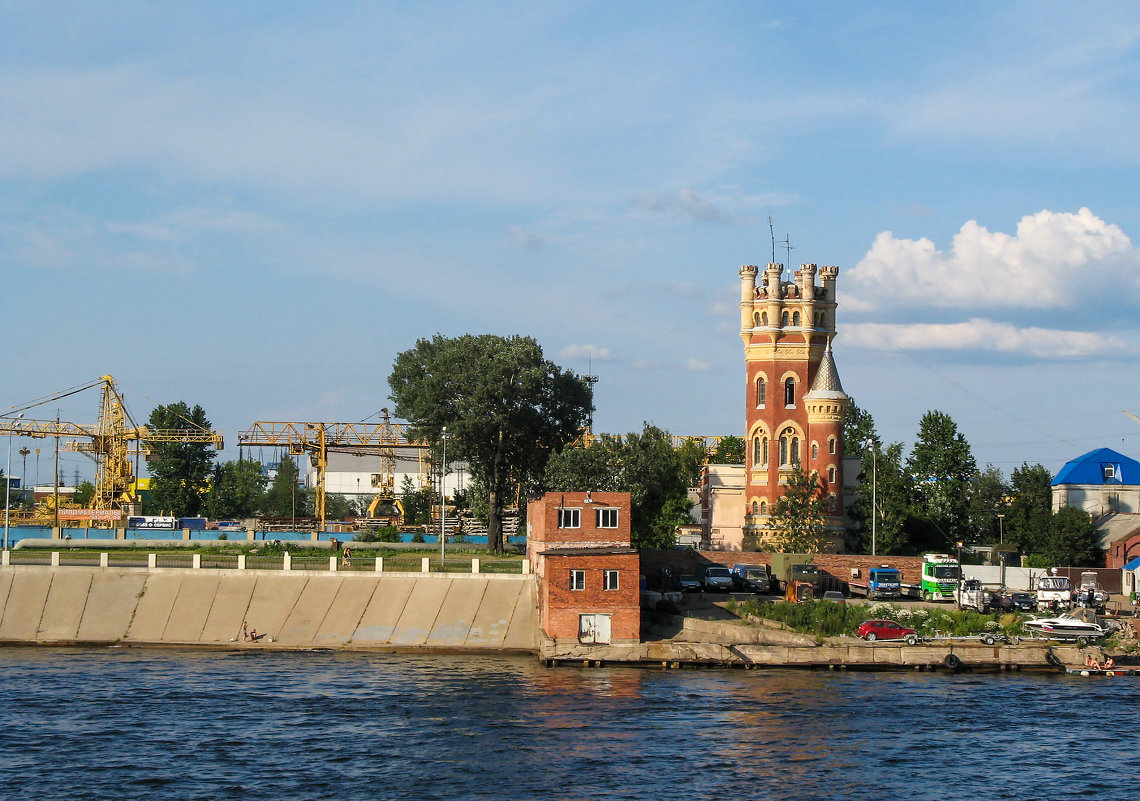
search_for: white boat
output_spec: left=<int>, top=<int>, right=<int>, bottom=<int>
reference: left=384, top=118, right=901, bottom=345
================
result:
left=1023, top=613, right=1106, bottom=642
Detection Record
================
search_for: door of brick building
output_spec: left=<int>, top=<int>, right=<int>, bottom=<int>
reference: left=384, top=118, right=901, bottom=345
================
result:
left=578, top=614, right=611, bottom=645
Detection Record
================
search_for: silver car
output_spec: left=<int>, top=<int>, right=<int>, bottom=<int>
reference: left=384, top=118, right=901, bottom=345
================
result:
left=703, top=566, right=733, bottom=592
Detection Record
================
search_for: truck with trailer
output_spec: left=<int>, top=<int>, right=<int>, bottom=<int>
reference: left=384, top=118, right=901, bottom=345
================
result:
left=848, top=565, right=902, bottom=599
left=900, top=553, right=960, bottom=601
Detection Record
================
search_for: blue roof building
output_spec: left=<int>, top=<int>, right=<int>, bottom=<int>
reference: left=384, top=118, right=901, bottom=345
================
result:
left=1053, top=448, right=1140, bottom=570
left=1052, top=448, right=1140, bottom=488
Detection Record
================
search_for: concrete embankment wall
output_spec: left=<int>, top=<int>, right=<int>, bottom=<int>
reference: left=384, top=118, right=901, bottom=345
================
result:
left=0, top=567, right=539, bottom=651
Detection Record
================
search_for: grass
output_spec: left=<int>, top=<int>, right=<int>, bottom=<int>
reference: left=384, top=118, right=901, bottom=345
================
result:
left=729, top=598, right=1033, bottom=639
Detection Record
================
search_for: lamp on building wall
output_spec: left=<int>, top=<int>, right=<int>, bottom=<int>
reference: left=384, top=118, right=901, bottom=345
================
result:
left=5, top=413, right=24, bottom=551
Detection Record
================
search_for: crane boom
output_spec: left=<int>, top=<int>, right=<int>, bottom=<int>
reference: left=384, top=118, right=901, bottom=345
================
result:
left=1, top=376, right=223, bottom=514
left=239, top=415, right=429, bottom=528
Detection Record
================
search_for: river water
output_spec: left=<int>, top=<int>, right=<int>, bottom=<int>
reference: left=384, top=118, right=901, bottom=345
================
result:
left=1, top=648, right=1135, bottom=800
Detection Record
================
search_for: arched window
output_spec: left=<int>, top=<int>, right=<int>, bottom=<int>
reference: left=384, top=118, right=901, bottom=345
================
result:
left=761, top=437, right=769, bottom=467
left=811, top=442, right=819, bottom=460
left=791, top=437, right=800, bottom=464
left=784, top=377, right=795, bottom=407
left=781, top=311, right=789, bottom=327
left=761, top=311, right=768, bottom=325
left=752, top=436, right=762, bottom=465
left=756, top=377, right=766, bottom=408
left=792, top=311, right=800, bottom=326
left=751, top=501, right=758, bottom=515
left=828, top=466, right=836, bottom=484
left=760, top=500, right=767, bottom=515
left=829, top=437, right=837, bottom=455
left=779, top=436, right=787, bottom=466
left=753, top=312, right=760, bottom=327
left=779, top=428, right=798, bottom=467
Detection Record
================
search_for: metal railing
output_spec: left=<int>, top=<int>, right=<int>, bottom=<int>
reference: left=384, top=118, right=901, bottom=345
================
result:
left=1, top=549, right=530, bottom=576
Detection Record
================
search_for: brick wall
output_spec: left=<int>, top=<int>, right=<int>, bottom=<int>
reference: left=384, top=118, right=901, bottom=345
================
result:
left=541, top=551, right=640, bottom=642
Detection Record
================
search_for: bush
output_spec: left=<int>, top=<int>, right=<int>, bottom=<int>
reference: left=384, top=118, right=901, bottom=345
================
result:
left=412, top=532, right=425, bottom=543
left=355, top=526, right=401, bottom=543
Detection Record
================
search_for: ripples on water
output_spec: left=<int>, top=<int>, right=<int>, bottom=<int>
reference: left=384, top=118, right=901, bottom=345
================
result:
left=0, top=647, right=1135, bottom=800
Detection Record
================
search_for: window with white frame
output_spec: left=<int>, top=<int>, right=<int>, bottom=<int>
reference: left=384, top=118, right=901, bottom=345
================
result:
left=570, top=569, right=585, bottom=590
left=557, top=508, right=581, bottom=528
left=596, top=508, right=619, bottom=528
left=603, top=570, right=620, bottom=591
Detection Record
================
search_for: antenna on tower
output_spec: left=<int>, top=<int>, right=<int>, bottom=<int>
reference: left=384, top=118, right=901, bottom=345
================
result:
left=780, top=234, right=794, bottom=280
left=768, top=215, right=776, bottom=264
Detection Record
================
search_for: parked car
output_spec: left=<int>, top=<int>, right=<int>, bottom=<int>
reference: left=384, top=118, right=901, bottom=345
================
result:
left=678, top=574, right=702, bottom=593
left=821, top=590, right=846, bottom=605
left=1009, top=592, right=1036, bottom=612
left=856, top=619, right=918, bottom=644
left=702, top=566, right=734, bottom=593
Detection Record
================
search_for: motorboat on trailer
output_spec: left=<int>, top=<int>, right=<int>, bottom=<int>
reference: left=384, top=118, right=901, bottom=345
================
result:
left=1022, top=613, right=1107, bottom=642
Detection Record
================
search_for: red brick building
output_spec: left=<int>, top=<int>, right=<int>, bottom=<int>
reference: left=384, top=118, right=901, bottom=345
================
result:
left=738, top=262, right=848, bottom=550
left=527, top=491, right=640, bottom=645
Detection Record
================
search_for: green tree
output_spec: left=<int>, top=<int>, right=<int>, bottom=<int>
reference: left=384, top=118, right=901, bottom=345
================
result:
left=263, top=454, right=305, bottom=518
left=543, top=444, right=620, bottom=493
left=848, top=441, right=912, bottom=555
left=1043, top=506, right=1100, bottom=566
left=543, top=423, right=693, bottom=549
left=145, top=402, right=216, bottom=516
left=843, top=399, right=878, bottom=451
left=906, top=410, right=977, bottom=544
left=675, top=438, right=707, bottom=488
left=1005, top=462, right=1054, bottom=555
left=73, top=480, right=95, bottom=507
left=399, top=475, right=433, bottom=525
left=205, top=459, right=266, bottom=519
left=712, top=435, right=745, bottom=465
left=389, top=334, right=592, bottom=553
left=770, top=465, right=831, bottom=553
left=323, top=493, right=355, bottom=521
left=965, top=465, right=1008, bottom=544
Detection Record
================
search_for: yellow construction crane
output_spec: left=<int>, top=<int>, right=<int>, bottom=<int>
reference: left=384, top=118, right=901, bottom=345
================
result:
left=0, top=375, right=223, bottom=513
left=238, top=411, right=430, bottom=528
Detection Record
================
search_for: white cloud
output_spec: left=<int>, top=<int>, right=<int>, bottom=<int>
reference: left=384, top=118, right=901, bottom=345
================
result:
left=845, top=208, right=1135, bottom=311
left=559, top=344, right=612, bottom=361
left=685, top=357, right=713, bottom=372
left=845, top=319, right=1130, bottom=359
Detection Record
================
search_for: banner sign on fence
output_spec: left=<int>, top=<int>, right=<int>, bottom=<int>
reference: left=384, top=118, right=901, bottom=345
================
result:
left=58, top=509, right=123, bottom=522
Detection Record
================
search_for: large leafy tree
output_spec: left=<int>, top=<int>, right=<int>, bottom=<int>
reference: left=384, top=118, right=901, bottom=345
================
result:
left=205, top=459, right=267, bottom=519
left=849, top=441, right=912, bottom=555
left=712, top=435, right=745, bottom=464
left=1043, top=506, right=1100, bottom=566
left=389, top=334, right=592, bottom=553
left=1005, top=462, right=1054, bottom=554
left=676, top=438, right=708, bottom=488
left=770, top=465, right=831, bottom=553
left=843, top=399, right=878, bottom=452
left=964, top=465, right=1008, bottom=544
left=145, top=402, right=216, bottom=516
left=906, top=410, right=977, bottom=544
left=543, top=423, right=693, bottom=549
left=263, top=454, right=306, bottom=518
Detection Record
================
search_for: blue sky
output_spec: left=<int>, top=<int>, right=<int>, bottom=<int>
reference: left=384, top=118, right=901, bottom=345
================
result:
left=3, top=1, right=1140, bottom=484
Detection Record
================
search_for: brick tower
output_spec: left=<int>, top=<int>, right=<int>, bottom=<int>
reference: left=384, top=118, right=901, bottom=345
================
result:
left=738, top=262, right=848, bottom=550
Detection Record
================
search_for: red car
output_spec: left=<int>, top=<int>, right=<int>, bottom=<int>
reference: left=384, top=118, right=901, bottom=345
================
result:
left=857, top=619, right=919, bottom=644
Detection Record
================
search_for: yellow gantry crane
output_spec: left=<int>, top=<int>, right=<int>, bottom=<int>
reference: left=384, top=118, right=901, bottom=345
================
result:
left=238, top=410, right=430, bottom=528
left=0, top=375, right=223, bottom=512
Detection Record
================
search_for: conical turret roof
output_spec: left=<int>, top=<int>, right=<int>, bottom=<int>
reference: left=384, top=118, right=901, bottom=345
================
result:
left=804, top=339, right=847, bottom=400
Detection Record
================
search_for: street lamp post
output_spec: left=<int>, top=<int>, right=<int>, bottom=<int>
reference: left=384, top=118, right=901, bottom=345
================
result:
left=5, top=413, right=25, bottom=552
left=864, top=439, right=877, bottom=557
left=439, top=427, right=447, bottom=567
left=996, top=513, right=1006, bottom=587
